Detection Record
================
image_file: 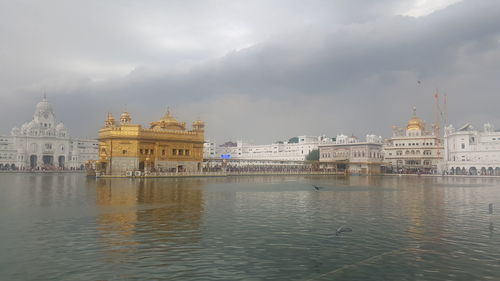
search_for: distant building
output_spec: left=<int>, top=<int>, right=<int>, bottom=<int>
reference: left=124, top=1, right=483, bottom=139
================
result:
left=443, top=123, right=500, bottom=175
left=96, top=110, right=204, bottom=175
left=0, top=97, right=97, bottom=170
left=382, top=107, right=443, bottom=174
left=204, top=135, right=333, bottom=161
left=319, top=134, right=383, bottom=174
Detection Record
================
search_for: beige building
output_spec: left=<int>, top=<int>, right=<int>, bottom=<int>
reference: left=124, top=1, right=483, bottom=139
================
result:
left=95, top=110, right=204, bottom=175
left=319, top=134, right=383, bottom=175
left=383, top=107, right=443, bottom=174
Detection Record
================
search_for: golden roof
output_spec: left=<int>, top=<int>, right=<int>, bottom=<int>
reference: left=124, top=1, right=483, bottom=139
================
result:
left=120, top=111, right=130, bottom=119
left=406, top=106, right=424, bottom=131
left=193, top=119, right=204, bottom=126
left=150, top=110, right=186, bottom=130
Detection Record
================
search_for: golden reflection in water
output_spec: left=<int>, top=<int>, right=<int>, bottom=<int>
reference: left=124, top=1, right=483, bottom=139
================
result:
left=95, top=178, right=205, bottom=262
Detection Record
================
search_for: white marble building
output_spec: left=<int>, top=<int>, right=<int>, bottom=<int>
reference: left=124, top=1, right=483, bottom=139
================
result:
left=443, top=123, right=500, bottom=175
left=319, top=134, right=384, bottom=174
left=204, top=135, right=333, bottom=161
left=382, top=107, right=443, bottom=174
left=0, top=97, right=98, bottom=170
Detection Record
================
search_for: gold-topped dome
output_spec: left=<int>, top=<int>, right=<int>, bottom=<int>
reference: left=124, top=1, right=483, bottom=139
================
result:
left=120, top=111, right=132, bottom=124
left=192, top=119, right=205, bottom=131
left=406, top=106, right=424, bottom=131
left=150, top=109, right=186, bottom=130
left=193, top=119, right=204, bottom=126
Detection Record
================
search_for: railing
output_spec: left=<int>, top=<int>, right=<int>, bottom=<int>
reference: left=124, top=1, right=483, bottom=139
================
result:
left=96, top=170, right=342, bottom=178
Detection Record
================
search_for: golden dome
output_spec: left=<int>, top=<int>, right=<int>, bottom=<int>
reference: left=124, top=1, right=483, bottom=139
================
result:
left=161, top=111, right=178, bottom=124
left=150, top=110, right=186, bottom=130
left=120, top=111, right=130, bottom=119
left=120, top=111, right=132, bottom=124
left=193, top=119, right=204, bottom=126
left=406, top=106, right=424, bottom=131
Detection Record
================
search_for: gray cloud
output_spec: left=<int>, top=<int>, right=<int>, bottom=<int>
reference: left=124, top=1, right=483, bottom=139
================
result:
left=1, top=0, right=499, bottom=143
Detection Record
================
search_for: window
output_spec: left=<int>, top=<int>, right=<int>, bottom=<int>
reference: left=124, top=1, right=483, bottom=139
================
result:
left=461, top=143, right=465, bottom=149
left=122, top=150, right=127, bottom=154
left=172, top=149, right=177, bottom=155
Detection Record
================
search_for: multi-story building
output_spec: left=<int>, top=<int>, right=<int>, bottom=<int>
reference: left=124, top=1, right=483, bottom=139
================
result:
left=95, top=110, right=204, bottom=175
left=383, top=107, right=443, bottom=174
left=0, top=97, right=98, bottom=170
left=319, top=134, right=383, bottom=174
left=203, top=135, right=332, bottom=161
left=203, top=140, right=217, bottom=159
left=443, top=123, right=500, bottom=175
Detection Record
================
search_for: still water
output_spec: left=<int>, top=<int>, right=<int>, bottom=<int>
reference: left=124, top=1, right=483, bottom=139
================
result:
left=1, top=174, right=500, bottom=280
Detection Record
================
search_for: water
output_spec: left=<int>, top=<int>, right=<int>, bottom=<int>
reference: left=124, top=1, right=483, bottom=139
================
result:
left=1, top=174, right=500, bottom=280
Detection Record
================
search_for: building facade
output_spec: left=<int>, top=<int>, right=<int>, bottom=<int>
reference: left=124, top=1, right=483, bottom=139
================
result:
left=96, top=110, right=204, bottom=175
left=443, top=123, right=500, bottom=175
left=203, top=135, right=333, bottom=161
left=0, top=97, right=98, bottom=170
left=383, top=107, right=443, bottom=174
left=319, top=134, right=383, bottom=174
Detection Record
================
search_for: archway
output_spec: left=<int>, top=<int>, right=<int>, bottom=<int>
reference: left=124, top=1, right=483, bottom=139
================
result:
left=10, top=164, right=16, bottom=170
left=455, top=167, right=461, bottom=175
left=481, top=167, right=487, bottom=175
left=43, top=155, right=53, bottom=166
left=58, top=156, right=65, bottom=169
left=139, top=161, right=145, bottom=170
left=30, top=155, right=37, bottom=169
left=461, top=167, right=466, bottom=175
left=488, top=167, right=494, bottom=176
left=495, top=167, right=500, bottom=176
left=450, top=167, right=455, bottom=175
left=469, top=167, right=477, bottom=175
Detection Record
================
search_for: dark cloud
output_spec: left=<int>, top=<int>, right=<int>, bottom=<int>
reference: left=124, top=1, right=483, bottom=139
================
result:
left=1, top=0, right=499, bottom=143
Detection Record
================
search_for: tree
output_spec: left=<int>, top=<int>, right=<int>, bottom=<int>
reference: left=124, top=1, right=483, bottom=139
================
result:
left=306, top=149, right=319, bottom=161
left=288, top=137, right=299, bottom=143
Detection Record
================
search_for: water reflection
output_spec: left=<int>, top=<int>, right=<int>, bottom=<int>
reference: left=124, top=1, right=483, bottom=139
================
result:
left=2, top=174, right=500, bottom=280
left=95, top=178, right=205, bottom=267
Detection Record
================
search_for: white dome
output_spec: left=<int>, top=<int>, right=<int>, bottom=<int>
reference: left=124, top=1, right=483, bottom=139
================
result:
left=56, top=122, right=66, bottom=131
left=36, top=97, right=53, bottom=113
left=11, top=127, right=20, bottom=136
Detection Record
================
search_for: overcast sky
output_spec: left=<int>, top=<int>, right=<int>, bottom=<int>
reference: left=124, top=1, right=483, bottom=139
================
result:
left=1, top=0, right=499, bottom=143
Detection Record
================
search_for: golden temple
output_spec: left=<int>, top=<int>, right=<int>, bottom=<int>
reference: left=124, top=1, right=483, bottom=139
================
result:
left=96, top=109, right=204, bottom=175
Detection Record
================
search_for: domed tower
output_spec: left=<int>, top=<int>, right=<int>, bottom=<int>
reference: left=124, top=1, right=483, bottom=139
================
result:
left=104, top=112, right=115, bottom=128
left=34, top=95, right=56, bottom=128
left=406, top=106, right=424, bottom=136
left=120, top=111, right=132, bottom=125
left=192, top=119, right=205, bottom=132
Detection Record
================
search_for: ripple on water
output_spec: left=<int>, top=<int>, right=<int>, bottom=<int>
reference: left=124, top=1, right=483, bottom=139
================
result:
left=2, top=174, right=500, bottom=280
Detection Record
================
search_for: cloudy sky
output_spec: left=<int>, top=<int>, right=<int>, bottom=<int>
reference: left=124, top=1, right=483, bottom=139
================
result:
left=1, top=0, right=499, bottom=143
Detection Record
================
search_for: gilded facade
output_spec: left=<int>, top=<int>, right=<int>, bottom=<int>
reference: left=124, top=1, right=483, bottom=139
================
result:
left=97, top=110, right=204, bottom=175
